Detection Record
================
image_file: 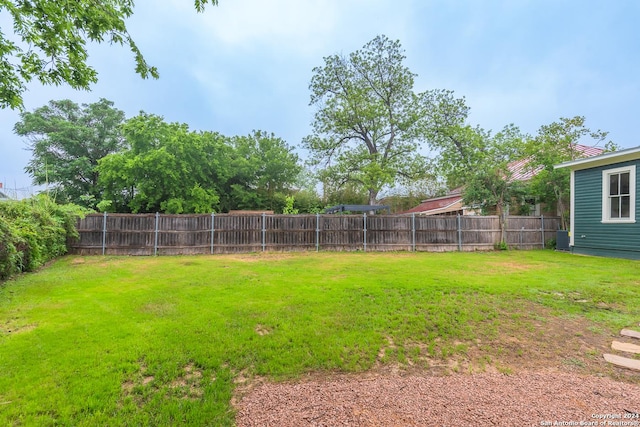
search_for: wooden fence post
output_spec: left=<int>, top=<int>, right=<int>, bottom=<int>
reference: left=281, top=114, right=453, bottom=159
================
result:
left=412, top=213, right=416, bottom=252
left=154, top=212, right=159, bottom=256
left=262, top=213, right=266, bottom=252
left=501, top=209, right=507, bottom=246
left=541, top=215, right=545, bottom=249
left=210, top=212, right=215, bottom=255
left=363, top=213, right=367, bottom=252
left=316, top=213, right=320, bottom=252
left=457, top=214, right=462, bottom=252
left=102, top=211, right=107, bottom=256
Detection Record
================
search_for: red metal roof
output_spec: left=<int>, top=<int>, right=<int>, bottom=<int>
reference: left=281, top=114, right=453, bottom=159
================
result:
left=508, top=143, right=604, bottom=182
left=403, top=144, right=604, bottom=214
left=401, top=194, right=463, bottom=214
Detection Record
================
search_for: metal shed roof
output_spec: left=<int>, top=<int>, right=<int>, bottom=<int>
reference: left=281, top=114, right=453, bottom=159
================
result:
left=324, top=204, right=391, bottom=214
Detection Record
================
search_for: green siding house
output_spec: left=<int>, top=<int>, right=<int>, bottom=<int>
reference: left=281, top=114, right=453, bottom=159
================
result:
left=555, top=147, right=640, bottom=259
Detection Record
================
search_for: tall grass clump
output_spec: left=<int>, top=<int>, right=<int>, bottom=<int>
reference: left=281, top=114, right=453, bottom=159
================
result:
left=0, top=194, right=87, bottom=280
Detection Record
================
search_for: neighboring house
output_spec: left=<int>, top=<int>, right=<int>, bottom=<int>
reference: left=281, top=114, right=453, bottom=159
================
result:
left=555, top=146, right=640, bottom=260
left=401, top=187, right=476, bottom=216
left=403, top=144, right=604, bottom=216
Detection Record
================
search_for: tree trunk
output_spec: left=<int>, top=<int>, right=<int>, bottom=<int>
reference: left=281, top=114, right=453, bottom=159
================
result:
left=497, top=197, right=506, bottom=245
left=557, top=196, right=568, bottom=230
left=368, top=189, right=378, bottom=207
left=554, top=187, right=569, bottom=230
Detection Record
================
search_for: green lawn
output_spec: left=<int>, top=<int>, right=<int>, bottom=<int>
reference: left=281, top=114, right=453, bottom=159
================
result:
left=1, top=251, right=639, bottom=426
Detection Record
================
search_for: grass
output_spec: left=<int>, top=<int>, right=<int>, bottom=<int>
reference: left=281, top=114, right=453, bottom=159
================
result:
left=1, top=250, right=640, bottom=425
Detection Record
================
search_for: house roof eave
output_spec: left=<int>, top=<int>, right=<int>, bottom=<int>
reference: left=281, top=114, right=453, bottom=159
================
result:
left=555, top=146, right=640, bottom=171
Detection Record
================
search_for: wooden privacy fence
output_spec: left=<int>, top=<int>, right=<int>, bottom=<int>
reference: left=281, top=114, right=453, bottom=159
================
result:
left=71, top=213, right=561, bottom=255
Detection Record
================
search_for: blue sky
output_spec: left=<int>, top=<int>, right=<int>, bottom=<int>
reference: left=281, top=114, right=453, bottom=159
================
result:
left=1, top=0, right=639, bottom=195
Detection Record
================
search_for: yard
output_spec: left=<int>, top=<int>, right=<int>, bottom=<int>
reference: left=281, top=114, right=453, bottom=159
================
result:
left=1, top=251, right=640, bottom=425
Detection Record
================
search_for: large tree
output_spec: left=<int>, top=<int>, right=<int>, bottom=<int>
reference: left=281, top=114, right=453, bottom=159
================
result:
left=222, top=130, right=301, bottom=212
left=459, top=124, right=529, bottom=216
left=97, top=113, right=230, bottom=213
left=0, top=0, right=217, bottom=110
left=526, top=116, right=618, bottom=229
left=16, top=98, right=125, bottom=208
left=303, top=35, right=431, bottom=206
left=428, top=117, right=530, bottom=242
left=429, top=119, right=529, bottom=214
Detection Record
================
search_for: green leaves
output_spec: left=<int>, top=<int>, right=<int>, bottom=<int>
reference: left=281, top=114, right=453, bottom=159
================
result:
left=0, top=194, right=87, bottom=279
left=98, top=113, right=231, bottom=214
left=16, top=98, right=126, bottom=209
left=96, top=116, right=301, bottom=214
left=17, top=97, right=303, bottom=214
left=0, top=0, right=219, bottom=110
left=524, top=116, right=618, bottom=228
left=223, top=131, right=301, bottom=212
left=305, top=35, right=430, bottom=205
left=461, top=126, right=529, bottom=216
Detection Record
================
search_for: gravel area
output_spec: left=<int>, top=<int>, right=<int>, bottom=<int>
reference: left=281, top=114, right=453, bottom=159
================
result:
left=236, top=370, right=640, bottom=426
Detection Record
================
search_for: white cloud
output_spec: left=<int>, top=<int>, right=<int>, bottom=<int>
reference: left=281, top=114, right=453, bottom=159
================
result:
left=185, top=0, right=417, bottom=58
left=191, top=0, right=340, bottom=56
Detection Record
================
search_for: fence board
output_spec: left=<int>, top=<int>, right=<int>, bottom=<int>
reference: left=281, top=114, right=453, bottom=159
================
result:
left=505, top=216, right=561, bottom=250
left=70, top=213, right=561, bottom=255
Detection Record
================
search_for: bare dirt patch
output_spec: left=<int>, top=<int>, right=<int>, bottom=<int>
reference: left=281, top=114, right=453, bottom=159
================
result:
left=139, top=302, right=176, bottom=317
left=218, top=253, right=303, bottom=263
left=483, top=260, right=540, bottom=272
left=255, top=324, right=271, bottom=336
left=235, top=302, right=640, bottom=426
left=121, top=361, right=207, bottom=405
left=1, top=319, right=37, bottom=335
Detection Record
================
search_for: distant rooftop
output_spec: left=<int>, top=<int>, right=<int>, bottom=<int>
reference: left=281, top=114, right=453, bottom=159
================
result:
left=509, top=143, right=604, bottom=181
left=324, top=204, right=391, bottom=214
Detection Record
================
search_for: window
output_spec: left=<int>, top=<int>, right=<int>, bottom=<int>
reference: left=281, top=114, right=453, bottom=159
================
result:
left=602, top=165, right=636, bottom=223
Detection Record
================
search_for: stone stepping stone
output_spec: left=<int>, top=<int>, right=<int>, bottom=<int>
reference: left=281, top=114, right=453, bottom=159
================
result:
left=604, top=353, right=640, bottom=371
left=621, top=329, right=640, bottom=339
left=612, top=341, right=640, bottom=354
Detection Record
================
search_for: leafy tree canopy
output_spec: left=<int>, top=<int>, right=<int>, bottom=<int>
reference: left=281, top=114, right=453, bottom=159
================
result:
left=459, top=124, right=530, bottom=217
left=526, top=116, right=618, bottom=228
left=96, top=115, right=301, bottom=214
left=97, top=113, right=231, bottom=214
left=304, top=35, right=433, bottom=205
left=16, top=98, right=125, bottom=208
left=223, top=130, right=301, bottom=212
left=0, top=0, right=218, bottom=109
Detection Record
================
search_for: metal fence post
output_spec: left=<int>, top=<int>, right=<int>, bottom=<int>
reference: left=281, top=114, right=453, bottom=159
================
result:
left=457, top=214, right=462, bottom=252
left=102, top=212, right=107, bottom=256
left=262, top=213, right=266, bottom=252
left=154, top=212, right=159, bottom=256
left=316, top=213, right=320, bottom=252
left=363, top=212, right=367, bottom=252
left=210, top=212, right=215, bottom=255
left=412, top=213, right=416, bottom=252
left=541, top=215, right=545, bottom=249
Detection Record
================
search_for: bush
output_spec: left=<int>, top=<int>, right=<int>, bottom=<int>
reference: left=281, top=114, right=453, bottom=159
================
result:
left=0, top=216, right=20, bottom=280
left=0, top=194, right=89, bottom=281
left=494, top=240, right=509, bottom=251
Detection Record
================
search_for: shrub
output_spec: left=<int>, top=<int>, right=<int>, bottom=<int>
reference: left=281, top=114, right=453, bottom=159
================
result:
left=494, top=240, right=509, bottom=251
left=0, top=216, right=20, bottom=280
left=0, top=194, right=89, bottom=281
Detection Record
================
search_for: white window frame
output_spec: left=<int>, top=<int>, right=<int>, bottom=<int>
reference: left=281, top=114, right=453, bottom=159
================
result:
left=602, top=165, right=636, bottom=223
